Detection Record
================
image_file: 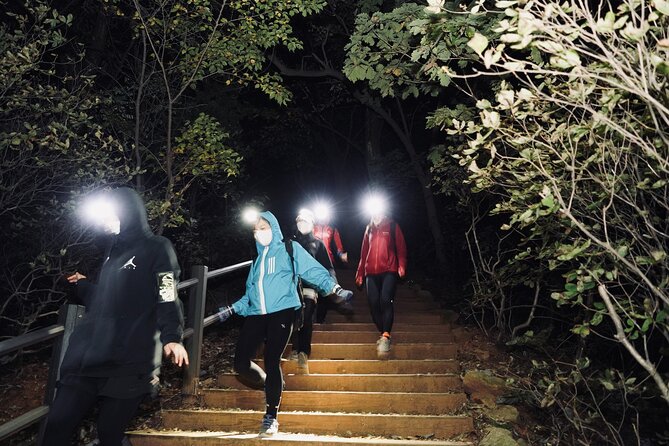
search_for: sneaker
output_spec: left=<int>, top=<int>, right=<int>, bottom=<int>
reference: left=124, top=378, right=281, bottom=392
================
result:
left=258, top=414, right=279, bottom=437
left=297, top=352, right=309, bottom=374
left=287, top=350, right=299, bottom=361
left=377, top=335, right=391, bottom=354
left=335, top=300, right=354, bottom=315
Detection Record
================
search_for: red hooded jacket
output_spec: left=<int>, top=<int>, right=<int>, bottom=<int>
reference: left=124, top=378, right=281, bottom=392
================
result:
left=356, top=218, right=407, bottom=283
left=313, top=224, right=345, bottom=265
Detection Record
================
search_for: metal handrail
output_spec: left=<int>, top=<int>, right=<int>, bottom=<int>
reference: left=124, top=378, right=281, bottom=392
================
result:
left=0, top=259, right=252, bottom=442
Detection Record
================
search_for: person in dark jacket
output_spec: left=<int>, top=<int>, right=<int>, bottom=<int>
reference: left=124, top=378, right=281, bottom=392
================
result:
left=217, top=210, right=353, bottom=437
left=291, top=209, right=350, bottom=373
left=42, top=187, right=188, bottom=446
left=355, top=208, right=407, bottom=356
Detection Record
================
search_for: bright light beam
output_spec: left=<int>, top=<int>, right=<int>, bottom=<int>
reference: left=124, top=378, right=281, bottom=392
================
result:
left=313, top=201, right=332, bottom=222
left=362, top=193, right=387, bottom=217
left=242, top=207, right=260, bottom=225
left=81, top=196, right=120, bottom=234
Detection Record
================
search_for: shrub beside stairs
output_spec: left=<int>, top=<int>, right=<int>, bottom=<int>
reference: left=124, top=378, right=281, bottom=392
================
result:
left=127, top=272, right=475, bottom=445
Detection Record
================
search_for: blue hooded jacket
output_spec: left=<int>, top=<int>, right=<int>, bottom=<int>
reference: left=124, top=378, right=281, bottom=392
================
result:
left=232, top=211, right=337, bottom=316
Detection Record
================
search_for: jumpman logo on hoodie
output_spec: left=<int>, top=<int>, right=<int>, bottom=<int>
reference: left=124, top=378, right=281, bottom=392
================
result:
left=121, top=256, right=137, bottom=270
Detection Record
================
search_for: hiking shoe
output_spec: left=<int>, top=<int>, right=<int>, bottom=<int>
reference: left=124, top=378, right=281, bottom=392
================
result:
left=335, top=300, right=354, bottom=315
left=377, top=335, right=391, bottom=354
left=258, top=414, right=279, bottom=437
left=297, top=352, right=309, bottom=374
left=287, top=350, right=299, bottom=361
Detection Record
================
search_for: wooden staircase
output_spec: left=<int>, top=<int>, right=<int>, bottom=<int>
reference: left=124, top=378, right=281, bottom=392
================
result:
left=127, top=274, right=474, bottom=445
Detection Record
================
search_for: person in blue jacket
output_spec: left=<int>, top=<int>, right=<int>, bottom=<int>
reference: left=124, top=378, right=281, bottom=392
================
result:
left=217, top=211, right=353, bottom=437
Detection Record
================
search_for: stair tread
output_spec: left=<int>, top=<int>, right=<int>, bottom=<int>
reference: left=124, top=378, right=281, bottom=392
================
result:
left=128, top=429, right=473, bottom=445
left=165, top=408, right=472, bottom=419
left=161, top=409, right=474, bottom=439
left=130, top=273, right=474, bottom=443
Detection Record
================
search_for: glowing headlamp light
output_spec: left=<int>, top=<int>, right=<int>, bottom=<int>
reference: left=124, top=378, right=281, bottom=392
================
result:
left=313, top=201, right=332, bottom=223
left=242, top=207, right=260, bottom=225
left=81, top=195, right=120, bottom=234
left=362, top=193, right=387, bottom=217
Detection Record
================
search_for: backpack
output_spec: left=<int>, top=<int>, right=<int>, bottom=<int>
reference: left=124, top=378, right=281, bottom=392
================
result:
left=285, top=240, right=306, bottom=330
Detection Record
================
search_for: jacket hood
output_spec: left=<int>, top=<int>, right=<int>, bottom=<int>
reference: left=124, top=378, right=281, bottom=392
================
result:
left=256, top=211, right=284, bottom=252
left=108, top=187, right=152, bottom=240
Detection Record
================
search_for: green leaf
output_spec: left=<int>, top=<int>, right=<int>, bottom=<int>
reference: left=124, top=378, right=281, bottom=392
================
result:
left=467, top=32, right=489, bottom=56
left=600, top=379, right=615, bottom=391
left=591, top=312, right=604, bottom=326
left=654, top=0, right=669, bottom=15
left=572, top=324, right=591, bottom=337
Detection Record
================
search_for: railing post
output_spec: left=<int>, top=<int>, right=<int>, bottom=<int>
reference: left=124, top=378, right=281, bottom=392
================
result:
left=37, top=303, right=85, bottom=445
left=182, top=265, right=208, bottom=395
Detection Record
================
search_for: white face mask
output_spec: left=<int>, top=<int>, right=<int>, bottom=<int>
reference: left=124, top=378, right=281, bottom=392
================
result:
left=296, top=221, right=313, bottom=235
left=254, top=229, right=273, bottom=246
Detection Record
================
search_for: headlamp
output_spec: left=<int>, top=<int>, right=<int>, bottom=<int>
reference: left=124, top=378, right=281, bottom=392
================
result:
left=242, top=207, right=260, bottom=225
left=313, top=201, right=332, bottom=223
left=362, top=193, right=387, bottom=217
left=81, top=195, right=120, bottom=234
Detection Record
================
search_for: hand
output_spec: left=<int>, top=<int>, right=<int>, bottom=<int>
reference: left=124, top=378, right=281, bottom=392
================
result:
left=398, top=266, right=405, bottom=279
left=339, top=252, right=348, bottom=264
left=355, top=276, right=363, bottom=289
left=163, top=342, right=189, bottom=367
left=331, top=284, right=353, bottom=305
left=66, top=272, right=87, bottom=283
left=218, top=305, right=234, bottom=323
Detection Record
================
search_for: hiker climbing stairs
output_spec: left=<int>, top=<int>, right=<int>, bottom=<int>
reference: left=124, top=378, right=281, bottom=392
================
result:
left=127, top=272, right=475, bottom=445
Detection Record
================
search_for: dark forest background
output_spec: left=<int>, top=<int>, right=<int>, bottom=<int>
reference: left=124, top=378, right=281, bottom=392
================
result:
left=1, top=0, right=668, bottom=444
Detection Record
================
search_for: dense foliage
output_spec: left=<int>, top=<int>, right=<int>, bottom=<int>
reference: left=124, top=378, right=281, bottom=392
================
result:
left=2, top=0, right=667, bottom=443
left=0, top=0, right=324, bottom=338
left=342, top=0, right=668, bottom=443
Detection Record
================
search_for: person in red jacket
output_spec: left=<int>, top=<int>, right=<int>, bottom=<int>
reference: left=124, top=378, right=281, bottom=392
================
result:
left=355, top=208, right=407, bottom=355
left=312, top=202, right=348, bottom=267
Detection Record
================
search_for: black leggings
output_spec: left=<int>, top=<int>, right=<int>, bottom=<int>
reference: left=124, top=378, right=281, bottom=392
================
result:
left=234, top=308, right=294, bottom=417
left=365, top=273, right=398, bottom=334
left=293, top=298, right=316, bottom=356
left=42, top=376, right=145, bottom=446
left=318, top=294, right=338, bottom=323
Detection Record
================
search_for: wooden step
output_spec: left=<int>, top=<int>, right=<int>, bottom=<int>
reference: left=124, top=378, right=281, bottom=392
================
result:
left=161, top=410, right=474, bottom=439
left=218, top=373, right=463, bottom=393
left=312, top=331, right=454, bottom=344
left=128, top=430, right=473, bottom=445
left=314, top=323, right=452, bottom=332
left=202, top=389, right=468, bottom=415
left=266, top=359, right=460, bottom=374
left=342, top=292, right=430, bottom=302
left=324, top=314, right=445, bottom=324
left=304, top=343, right=458, bottom=360
left=348, top=301, right=440, bottom=311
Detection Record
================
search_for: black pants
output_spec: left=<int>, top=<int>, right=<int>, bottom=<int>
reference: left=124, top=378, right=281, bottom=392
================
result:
left=233, top=308, right=294, bottom=417
left=365, top=272, right=398, bottom=334
left=317, top=295, right=337, bottom=323
left=42, top=376, right=145, bottom=446
left=293, top=298, right=316, bottom=356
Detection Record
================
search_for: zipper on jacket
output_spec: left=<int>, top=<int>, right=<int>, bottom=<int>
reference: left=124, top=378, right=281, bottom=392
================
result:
left=258, top=245, right=269, bottom=314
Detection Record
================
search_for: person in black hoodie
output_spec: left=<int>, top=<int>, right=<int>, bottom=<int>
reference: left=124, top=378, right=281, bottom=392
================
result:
left=290, top=209, right=353, bottom=373
left=42, top=187, right=188, bottom=446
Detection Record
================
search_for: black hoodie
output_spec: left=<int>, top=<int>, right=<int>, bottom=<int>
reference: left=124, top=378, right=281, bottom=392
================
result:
left=60, top=187, right=184, bottom=378
left=294, top=231, right=335, bottom=276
